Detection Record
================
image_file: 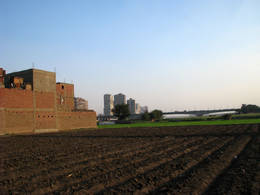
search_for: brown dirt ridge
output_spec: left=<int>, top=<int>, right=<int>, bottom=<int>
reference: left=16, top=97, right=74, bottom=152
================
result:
left=0, top=124, right=259, bottom=194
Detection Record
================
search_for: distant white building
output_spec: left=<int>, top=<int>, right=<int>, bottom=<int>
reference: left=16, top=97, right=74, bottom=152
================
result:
left=104, top=94, right=114, bottom=116
left=135, top=103, right=141, bottom=114
left=127, top=98, right=136, bottom=115
left=74, top=97, right=88, bottom=110
left=114, top=93, right=126, bottom=106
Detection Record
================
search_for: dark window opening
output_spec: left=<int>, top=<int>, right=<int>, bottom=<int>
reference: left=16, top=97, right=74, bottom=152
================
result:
left=62, top=85, right=64, bottom=89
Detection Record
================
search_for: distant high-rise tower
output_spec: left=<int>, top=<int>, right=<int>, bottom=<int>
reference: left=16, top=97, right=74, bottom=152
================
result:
left=127, top=98, right=136, bottom=115
left=104, top=94, right=114, bottom=116
left=135, top=103, right=141, bottom=114
left=114, top=93, right=126, bottom=106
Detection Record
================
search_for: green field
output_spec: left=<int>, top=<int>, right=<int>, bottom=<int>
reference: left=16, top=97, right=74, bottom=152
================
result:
left=98, top=118, right=260, bottom=129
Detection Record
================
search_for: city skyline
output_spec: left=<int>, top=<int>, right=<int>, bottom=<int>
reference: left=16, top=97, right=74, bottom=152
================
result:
left=1, top=0, right=260, bottom=114
left=103, top=93, right=146, bottom=116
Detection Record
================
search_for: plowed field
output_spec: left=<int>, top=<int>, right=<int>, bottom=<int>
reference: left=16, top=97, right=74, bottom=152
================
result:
left=0, top=124, right=259, bottom=194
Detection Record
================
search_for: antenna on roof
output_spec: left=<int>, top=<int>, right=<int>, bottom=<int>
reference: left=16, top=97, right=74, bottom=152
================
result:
left=64, top=78, right=66, bottom=83
left=32, top=62, right=35, bottom=68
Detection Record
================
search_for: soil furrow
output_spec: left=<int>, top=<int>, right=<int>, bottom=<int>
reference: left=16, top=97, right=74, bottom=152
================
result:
left=0, top=137, right=157, bottom=175
left=204, top=136, right=260, bottom=195
left=98, top=137, right=233, bottom=194
left=36, top=137, right=208, bottom=194
left=60, top=137, right=219, bottom=194
left=0, top=124, right=258, bottom=194
left=152, top=135, right=251, bottom=194
left=0, top=137, right=145, bottom=168
left=0, top=137, right=178, bottom=183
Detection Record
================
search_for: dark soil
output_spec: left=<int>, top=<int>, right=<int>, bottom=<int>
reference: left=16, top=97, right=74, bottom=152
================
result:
left=0, top=124, right=259, bottom=194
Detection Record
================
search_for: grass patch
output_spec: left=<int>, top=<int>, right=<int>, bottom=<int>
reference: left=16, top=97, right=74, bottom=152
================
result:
left=98, top=118, right=260, bottom=129
left=232, top=113, right=260, bottom=119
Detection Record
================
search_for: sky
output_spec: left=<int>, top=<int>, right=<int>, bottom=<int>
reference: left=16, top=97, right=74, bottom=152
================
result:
left=1, top=0, right=260, bottom=114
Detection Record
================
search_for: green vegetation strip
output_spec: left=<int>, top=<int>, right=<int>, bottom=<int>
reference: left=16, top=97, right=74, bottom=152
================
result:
left=98, top=119, right=260, bottom=129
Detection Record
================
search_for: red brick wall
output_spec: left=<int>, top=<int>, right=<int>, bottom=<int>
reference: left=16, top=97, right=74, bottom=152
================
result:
left=35, top=91, right=55, bottom=109
left=0, top=110, right=97, bottom=134
left=0, top=88, right=97, bottom=135
left=56, top=83, right=74, bottom=97
left=0, top=88, right=34, bottom=134
left=0, top=110, right=4, bottom=134
left=35, top=111, right=56, bottom=129
left=56, top=83, right=74, bottom=111
left=3, top=110, right=34, bottom=134
left=57, top=111, right=97, bottom=130
left=56, top=95, right=74, bottom=111
left=0, top=88, right=33, bottom=108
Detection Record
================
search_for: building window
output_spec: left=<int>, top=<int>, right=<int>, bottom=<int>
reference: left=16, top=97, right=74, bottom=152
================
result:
left=62, top=85, right=64, bottom=89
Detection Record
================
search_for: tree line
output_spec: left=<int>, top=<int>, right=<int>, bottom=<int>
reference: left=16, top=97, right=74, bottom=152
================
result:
left=112, top=104, right=163, bottom=121
left=240, top=104, right=260, bottom=113
left=112, top=104, right=260, bottom=121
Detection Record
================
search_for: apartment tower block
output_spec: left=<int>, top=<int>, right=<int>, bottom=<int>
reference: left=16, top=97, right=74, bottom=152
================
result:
left=104, top=94, right=114, bottom=116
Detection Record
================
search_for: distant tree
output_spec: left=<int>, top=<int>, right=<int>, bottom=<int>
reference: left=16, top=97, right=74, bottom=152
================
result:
left=241, top=104, right=247, bottom=113
left=149, top=109, right=163, bottom=121
left=141, top=111, right=150, bottom=121
left=112, top=104, right=130, bottom=120
left=241, top=104, right=260, bottom=113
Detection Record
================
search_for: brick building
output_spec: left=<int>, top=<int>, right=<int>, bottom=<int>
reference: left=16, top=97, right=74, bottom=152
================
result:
left=0, top=68, right=97, bottom=135
left=74, top=97, right=88, bottom=111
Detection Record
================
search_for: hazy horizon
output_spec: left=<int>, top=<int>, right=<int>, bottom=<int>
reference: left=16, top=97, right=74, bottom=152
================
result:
left=1, top=0, right=260, bottom=114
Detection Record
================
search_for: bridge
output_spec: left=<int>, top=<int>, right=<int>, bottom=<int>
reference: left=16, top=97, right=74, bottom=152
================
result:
left=98, top=108, right=241, bottom=121
left=163, top=108, right=240, bottom=116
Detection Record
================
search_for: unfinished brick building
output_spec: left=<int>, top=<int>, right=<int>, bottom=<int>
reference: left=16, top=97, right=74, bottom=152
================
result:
left=0, top=68, right=97, bottom=135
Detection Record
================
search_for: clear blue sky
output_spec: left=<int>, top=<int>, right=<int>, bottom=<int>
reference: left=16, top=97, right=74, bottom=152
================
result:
left=1, top=0, right=260, bottom=114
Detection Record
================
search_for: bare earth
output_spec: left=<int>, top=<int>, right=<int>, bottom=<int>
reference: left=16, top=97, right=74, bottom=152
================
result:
left=0, top=124, right=259, bottom=194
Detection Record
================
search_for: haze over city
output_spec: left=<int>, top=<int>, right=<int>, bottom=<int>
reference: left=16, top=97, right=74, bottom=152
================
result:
left=1, top=0, right=260, bottom=114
